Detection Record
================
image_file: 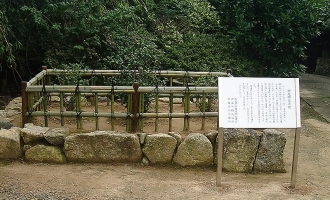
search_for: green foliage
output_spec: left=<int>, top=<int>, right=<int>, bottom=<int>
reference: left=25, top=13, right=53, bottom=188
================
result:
left=106, top=28, right=163, bottom=72
left=312, top=0, right=330, bottom=30
left=0, top=0, right=257, bottom=82
left=2, top=0, right=328, bottom=84
left=2, top=1, right=163, bottom=79
left=192, top=76, right=216, bottom=111
left=315, top=0, right=330, bottom=48
left=0, top=6, right=21, bottom=72
left=160, top=32, right=223, bottom=71
left=55, top=63, right=87, bottom=85
left=149, top=0, right=224, bottom=72
left=213, top=0, right=320, bottom=77
left=152, top=0, right=220, bottom=32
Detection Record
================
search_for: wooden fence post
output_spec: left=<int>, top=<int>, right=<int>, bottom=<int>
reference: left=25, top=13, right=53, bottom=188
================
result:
left=42, top=65, right=47, bottom=77
left=132, top=82, right=139, bottom=133
left=21, top=81, right=28, bottom=128
left=41, top=66, right=48, bottom=106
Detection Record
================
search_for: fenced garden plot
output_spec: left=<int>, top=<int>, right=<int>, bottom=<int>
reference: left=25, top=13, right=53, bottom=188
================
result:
left=21, top=67, right=226, bottom=132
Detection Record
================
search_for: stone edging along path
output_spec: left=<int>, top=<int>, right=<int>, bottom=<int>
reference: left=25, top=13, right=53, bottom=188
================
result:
left=0, top=123, right=286, bottom=173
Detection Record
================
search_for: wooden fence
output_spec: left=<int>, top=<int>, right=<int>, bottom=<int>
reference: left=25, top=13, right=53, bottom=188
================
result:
left=21, top=67, right=226, bottom=132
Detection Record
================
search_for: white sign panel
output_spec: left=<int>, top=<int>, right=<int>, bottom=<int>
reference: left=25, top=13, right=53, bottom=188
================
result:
left=218, top=77, right=300, bottom=128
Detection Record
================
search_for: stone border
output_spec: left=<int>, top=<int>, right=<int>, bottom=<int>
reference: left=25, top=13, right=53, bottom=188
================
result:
left=0, top=124, right=286, bottom=173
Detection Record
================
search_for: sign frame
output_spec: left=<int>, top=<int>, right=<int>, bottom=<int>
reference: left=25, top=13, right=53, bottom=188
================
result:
left=216, top=77, right=301, bottom=188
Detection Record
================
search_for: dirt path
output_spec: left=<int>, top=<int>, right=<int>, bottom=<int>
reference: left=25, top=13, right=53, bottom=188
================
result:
left=1, top=100, right=330, bottom=199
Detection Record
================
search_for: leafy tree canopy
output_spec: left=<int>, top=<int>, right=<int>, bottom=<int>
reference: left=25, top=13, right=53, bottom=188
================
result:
left=211, top=0, right=322, bottom=77
left=1, top=0, right=330, bottom=88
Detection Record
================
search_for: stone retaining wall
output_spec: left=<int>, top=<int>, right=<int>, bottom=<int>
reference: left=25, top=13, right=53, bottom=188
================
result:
left=0, top=123, right=286, bottom=173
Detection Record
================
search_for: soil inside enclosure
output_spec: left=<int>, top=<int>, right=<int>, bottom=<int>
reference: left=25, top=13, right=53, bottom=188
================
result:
left=29, top=97, right=219, bottom=135
left=1, top=99, right=330, bottom=199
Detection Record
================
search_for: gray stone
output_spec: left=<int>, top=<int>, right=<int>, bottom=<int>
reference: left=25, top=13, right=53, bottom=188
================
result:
left=137, top=133, right=148, bottom=145
left=98, top=96, right=108, bottom=102
left=5, top=97, right=22, bottom=117
left=204, top=130, right=218, bottom=147
left=0, top=117, right=13, bottom=123
left=142, top=157, right=150, bottom=165
left=0, top=127, right=22, bottom=159
left=5, top=110, right=21, bottom=117
left=168, top=132, right=182, bottom=146
left=159, top=98, right=182, bottom=104
left=64, top=131, right=142, bottom=163
left=25, top=144, right=66, bottom=164
left=173, top=133, right=213, bottom=166
left=23, top=145, right=32, bottom=152
left=0, top=120, right=13, bottom=130
left=0, top=110, right=6, bottom=118
left=219, top=129, right=261, bottom=173
left=5, top=97, right=22, bottom=110
left=142, top=133, right=177, bottom=164
left=254, top=129, right=286, bottom=172
left=44, top=127, right=70, bottom=146
left=20, top=123, right=49, bottom=144
left=49, top=96, right=60, bottom=102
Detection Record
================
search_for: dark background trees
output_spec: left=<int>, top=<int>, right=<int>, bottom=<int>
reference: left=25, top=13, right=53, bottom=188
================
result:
left=0, top=0, right=329, bottom=94
left=210, top=0, right=322, bottom=77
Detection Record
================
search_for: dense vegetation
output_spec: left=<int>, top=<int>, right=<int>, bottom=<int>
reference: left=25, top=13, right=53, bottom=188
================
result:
left=0, top=0, right=329, bottom=90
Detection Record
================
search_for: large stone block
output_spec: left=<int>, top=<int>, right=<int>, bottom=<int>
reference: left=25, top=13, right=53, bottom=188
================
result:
left=20, top=123, right=49, bottom=144
left=142, top=133, right=177, bottom=164
left=204, top=130, right=218, bottom=148
left=219, top=129, right=261, bottom=173
left=64, top=131, right=142, bottom=163
left=254, top=129, right=286, bottom=172
left=173, top=133, right=213, bottom=166
left=0, top=127, right=22, bottom=159
left=168, top=132, right=182, bottom=146
left=44, top=127, right=70, bottom=146
left=25, top=144, right=66, bottom=164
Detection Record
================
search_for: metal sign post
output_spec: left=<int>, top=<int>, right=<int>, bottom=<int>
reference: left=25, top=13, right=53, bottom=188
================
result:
left=217, top=77, right=301, bottom=188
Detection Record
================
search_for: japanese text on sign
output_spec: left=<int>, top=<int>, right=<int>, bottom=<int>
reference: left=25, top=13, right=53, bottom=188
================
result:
left=218, top=78, right=300, bottom=128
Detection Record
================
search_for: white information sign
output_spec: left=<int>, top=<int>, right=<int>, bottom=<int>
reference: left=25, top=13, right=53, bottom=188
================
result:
left=218, top=77, right=300, bottom=128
